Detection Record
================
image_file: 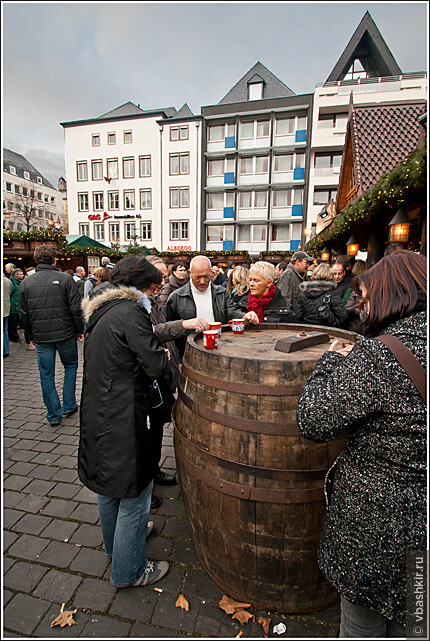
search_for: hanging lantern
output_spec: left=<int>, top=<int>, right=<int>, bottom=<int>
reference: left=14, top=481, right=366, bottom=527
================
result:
left=321, top=246, right=331, bottom=262
left=388, top=208, right=411, bottom=243
left=346, top=235, right=360, bottom=257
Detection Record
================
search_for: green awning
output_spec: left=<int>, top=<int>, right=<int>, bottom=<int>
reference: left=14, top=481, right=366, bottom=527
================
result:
left=66, top=234, right=110, bottom=249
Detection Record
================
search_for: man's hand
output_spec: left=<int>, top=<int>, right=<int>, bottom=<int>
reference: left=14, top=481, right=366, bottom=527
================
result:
left=77, top=334, right=84, bottom=342
left=243, top=311, right=259, bottom=325
left=182, top=317, right=210, bottom=332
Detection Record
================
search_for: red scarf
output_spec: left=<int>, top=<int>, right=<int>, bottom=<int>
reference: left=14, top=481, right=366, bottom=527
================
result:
left=247, top=285, right=276, bottom=322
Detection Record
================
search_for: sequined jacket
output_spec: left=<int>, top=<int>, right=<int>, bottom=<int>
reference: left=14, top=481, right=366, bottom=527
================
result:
left=296, top=311, right=427, bottom=625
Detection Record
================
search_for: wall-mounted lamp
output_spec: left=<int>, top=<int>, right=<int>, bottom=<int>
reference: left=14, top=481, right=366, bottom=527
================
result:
left=321, top=246, right=330, bottom=262
left=346, top=234, right=360, bottom=256
left=388, top=208, right=411, bottom=243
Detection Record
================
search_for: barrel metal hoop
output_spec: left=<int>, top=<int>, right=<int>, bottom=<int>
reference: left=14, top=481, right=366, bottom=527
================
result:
left=181, top=363, right=303, bottom=396
left=178, top=386, right=301, bottom=436
left=175, top=444, right=324, bottom=504
left=174, top=421, right=327, bottom=481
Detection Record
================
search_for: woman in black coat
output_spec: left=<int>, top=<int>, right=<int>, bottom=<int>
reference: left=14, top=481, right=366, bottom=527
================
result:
left=296, top=250, right=427, bottom=637
left=237, top=261, right=295, bottom=323
left=78, top=257, right=171, bottom=588
left=295, top=263, right=348, bottom=328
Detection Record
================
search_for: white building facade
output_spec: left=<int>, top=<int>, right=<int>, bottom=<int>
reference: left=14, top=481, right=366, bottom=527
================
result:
left=3, top=148, right=63, bottom=232
left=61, top=102, right=201, bottom=252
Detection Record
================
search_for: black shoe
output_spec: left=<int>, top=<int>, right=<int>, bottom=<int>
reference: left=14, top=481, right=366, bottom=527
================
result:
left=151, top=494, right=162, bottom=509
left=3, top=354, right=9, bottom=358
left=63, top=406, right=78, bottom=417
left=154, top=471, right=178, bottom=486
left=50, top=420, right=61, bottom=427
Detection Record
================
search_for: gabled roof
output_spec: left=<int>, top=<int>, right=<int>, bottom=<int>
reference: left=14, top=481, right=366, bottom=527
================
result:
left=174, top=103, right=194, bottom=118
left=218, top=61, right=295, bottom=105
left=326, top=11, right=402, bottom=83
left=66, top=234, right=109, bottom=249
left=98, top=101, right=146, bottom=119
left=3, top=148, right=56, bottom=190
left=346, top=100, right=426, bottom=195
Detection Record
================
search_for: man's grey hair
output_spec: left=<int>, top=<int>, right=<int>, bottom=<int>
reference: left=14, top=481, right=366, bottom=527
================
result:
left=11, top=268, right=24, bottom=277
left=190, top=255, right=212, bottom=271
left=146, top=255, right=165, bottom=266
left=101, top=256, right=110, bottom=266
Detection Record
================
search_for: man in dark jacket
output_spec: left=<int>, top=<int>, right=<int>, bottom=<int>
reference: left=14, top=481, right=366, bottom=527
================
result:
left=19, top=244, right=84, bottom=426
left=277, top=251, right=314, bottom=312
left=165, top=255, right=258, bottom=357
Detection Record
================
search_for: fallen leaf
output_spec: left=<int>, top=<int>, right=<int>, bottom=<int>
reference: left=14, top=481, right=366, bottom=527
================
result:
left=233, top=610, right=255, bottom=625
left=51, top=603, right=77, bottom=628
left=258, top=616, right=271, bottom=637
left=219, top=595, right=252, bottom=615
left=175, top=594, right=190, bottom=611
left=235, top=632, right=243, bottom=638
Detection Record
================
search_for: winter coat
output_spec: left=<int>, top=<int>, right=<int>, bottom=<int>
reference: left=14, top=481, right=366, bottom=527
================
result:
left=78, top=286, right=169, bottom=498
left=295, top=280, right=348, bottom=328
left=296, top=311, right=427, bottom=625
left=277, top=263, right=306, bottom=312
left=88, top=281, right=113, bottom=299
left=9, top=276, right=21, bottom=313
left=237, top=289, right=296, bottom=323
left=231, top=287, right=250, bottom=305
left=334, top=272, right=354, bottom=302
left=344, top=290, right=365, bottom=334
left=19, top=264, right=84, bottom=343
left=149, top=294, right=185, bottom=392
left=3, top=276, right=12, bottom=317
left=158, top=274, right=188, bottom=305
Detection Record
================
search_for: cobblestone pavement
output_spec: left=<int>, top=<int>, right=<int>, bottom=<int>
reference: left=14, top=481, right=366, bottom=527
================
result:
left=3, top=335, right=340, bottom=638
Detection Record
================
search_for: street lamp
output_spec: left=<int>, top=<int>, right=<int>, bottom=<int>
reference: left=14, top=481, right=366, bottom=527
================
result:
left=321, top=246, right=331, bottom=262
left=388, top=208, right=411, bottom=243
left=346, top=234, right=360, bottom=257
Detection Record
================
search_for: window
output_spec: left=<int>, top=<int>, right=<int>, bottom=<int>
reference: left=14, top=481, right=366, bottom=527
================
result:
left=92, top=134, right=100, bottom=147
left=123, top=157, right=135, bottom=178
left=256, top=121, right=269, bottom=137
left=77, top=161, right=88, bottom=181
left=254, top=191, right=267, bottom=208
left=276, top=118, right=294, bottom=135
left=45, top=211, right=49, bottom=219
left=208, top=125, right=224, bottom=142
left=297, top=116, right=307, bottom=130
left=248, top=82, right=263, bottom=100
left=10, top=166, right=16, bottom=175
left=125, top=222, right=136, bottom=240
left=94, top=223, right=105, bottom=241
left=93, top=192, right=104, bottom=210
left=294, top=188, right=304, bottom=205
left=314, top=152, right=342, bottom=175
left=271, top=224, right=289, bottom=241
left=44, top=194, right=49, bottom=202
left=139, top=156, right=151, bottom=177
left=170, top=125, right=189, bottom=141
left=170, top=153, right=189, bottom=175
left=51, top=196, right=55, bottom=205
left=108, top=191, right=119, bottom=210
left=238, top=225, right=250, bottom=242
left=313, top=188, right=337, bottom=205
left=109, top=223, right=120, bottom=241
left=23, top=187, right=28, bottom=196
left=240, top=157, right=253, bottom=175
left=91, top=160, right=103, bottom=181
left=207, top=160, right=224, bottom=176
left=241, top=122, right=254, bottom=139
left=123, top=130, right=132, bottom=143
left=318, top=113, right=348, bottom=129
left=108, top=132, right=116, bottom=145
left=170, top=220, right=189, bottom=240
left=140, top=222, right=152, bottom=241
left=24, top=171, right=30, bottom=180
left=206, top=225, right=233, bottom=243
left=107, top=158, right=118, bottom=180
left=30, top=190, right=35, bottom=197
left=239, top=192, right=252, bottom=208
left=78, top=193, right=89, bottom=211
left=37, top=176, right=43, bottom=184
left=170, top=187, right=189, bottom=208
left=274, top=155, right=293, bottom=172
left=124, top=190, right=135, bottom=209
left=6, top=182, right=12, bottom=192
left=295, top=153, right=305, bottom=168
left=253, top=225, right=266, bottom=242
left=207, top=193, right=224, bottom=209
left=79, top=223, right=89, bottom=235
left=238, top=225, right=265, bottom=242
left=255, top=156, right=268, bottom=173
left=15, top=185, right=20, bottom=194
left=140, top=189, right=152, bottom=209
left=37, top=192, right=42, bottom=200
left=273, top=190, right=292, bottom=207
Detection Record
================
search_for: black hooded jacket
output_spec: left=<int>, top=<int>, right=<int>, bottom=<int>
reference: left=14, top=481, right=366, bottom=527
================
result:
left=295, top=280, right=348, bottom=328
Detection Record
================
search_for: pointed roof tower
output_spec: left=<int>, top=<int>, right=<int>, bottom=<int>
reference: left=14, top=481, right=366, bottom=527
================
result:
left=326, top=11, right=402, bottom=83
left=218, top=61, right=295, bottom=105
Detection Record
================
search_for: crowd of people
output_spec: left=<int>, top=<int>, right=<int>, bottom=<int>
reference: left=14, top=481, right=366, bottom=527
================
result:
left=3, top=245, right=426, bottom=637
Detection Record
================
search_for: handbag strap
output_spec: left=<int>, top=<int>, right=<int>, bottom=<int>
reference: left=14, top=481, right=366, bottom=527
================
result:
left=376, top=334, right=427, bottom=404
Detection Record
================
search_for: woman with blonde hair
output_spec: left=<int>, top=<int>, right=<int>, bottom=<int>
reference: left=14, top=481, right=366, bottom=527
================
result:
left=228, top=265, right=250, bottom=304
left=238, top=261, right=295, bottom=322
left=295, top=262, right=347, bottom=328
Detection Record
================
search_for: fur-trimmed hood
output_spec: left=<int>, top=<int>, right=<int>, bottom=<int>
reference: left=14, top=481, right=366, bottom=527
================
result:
left=81, top=285, right=149, bottom=323
left=299, top=279, right=337, bottom=298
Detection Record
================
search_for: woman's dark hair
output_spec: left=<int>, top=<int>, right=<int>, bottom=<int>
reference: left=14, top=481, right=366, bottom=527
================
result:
left=353, top=250, right=427, bottom=336
left=172, top=262, right=187, bottom=273
left=94, top=267, right=111, bottom=282
left=109, top=256, right=162, bottom=290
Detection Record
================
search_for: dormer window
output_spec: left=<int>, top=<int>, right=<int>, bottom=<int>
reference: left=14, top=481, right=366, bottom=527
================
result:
left=248, top=82, right=263, bottom=101
left=37, top=176, right=43, bottom=184
left=24, top=171, right=30, bottom=179
left=10, top=166, right=16, bottom=175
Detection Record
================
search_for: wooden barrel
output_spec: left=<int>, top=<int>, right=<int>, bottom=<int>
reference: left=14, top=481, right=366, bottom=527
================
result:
left=173, top=323, right=359, bottom=614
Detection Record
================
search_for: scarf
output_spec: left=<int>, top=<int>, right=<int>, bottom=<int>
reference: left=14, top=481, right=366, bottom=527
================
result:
left=129, top=286, right=152, bottom=313
left=247, top=284, right=276, bottom=322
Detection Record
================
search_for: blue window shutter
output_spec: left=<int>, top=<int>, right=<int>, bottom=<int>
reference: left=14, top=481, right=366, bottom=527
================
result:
left=295, top=130, right=306, bottom=143
left=290, top=239, right=300, bottom=251
left=225, top=136, right=235, bottom=149
left=224, top=172, right=235, bottom=184
left=223, top=207, right=234, bottom=218
left=223, top=240, right=233, bottom=251
left=293, top=167, right=305, bottom=180
left=292, top=204, right=303, bottom=216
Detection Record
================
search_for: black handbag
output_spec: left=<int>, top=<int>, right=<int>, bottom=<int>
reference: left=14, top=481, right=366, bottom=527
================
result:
left=316, top=293, right=332, bottom=322
left=145, top=377, right=176, bottom=424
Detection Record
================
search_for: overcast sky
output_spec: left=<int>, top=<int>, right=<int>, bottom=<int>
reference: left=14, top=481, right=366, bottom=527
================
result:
left=2, top=1, right=428, bottom=188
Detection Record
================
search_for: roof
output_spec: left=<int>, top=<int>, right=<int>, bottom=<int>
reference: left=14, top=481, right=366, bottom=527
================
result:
left=66, top=234, right=109, bottom=249
left=61, top=101, right=180, bottom=128
left=174, top=103, right=194, bottom=118
left=326, top=11, right=402, bottom=83
left=3, top=148, right=56, bottom=190
left=218, top=61, right=295, bottom=105
left=350, top=101, right=426, bottom=193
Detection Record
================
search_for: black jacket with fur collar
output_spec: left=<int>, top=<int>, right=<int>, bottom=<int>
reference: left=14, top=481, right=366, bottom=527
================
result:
left=295, top=279, right=348, bottom=328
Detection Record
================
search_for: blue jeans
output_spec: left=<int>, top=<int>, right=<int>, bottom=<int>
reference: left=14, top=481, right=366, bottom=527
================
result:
left=3, top=316, right=9, bottom=355
left=97, top=481, right=153, bottom=587
left=340, top=596, right=406, bottom=637
left=34, top=338, right=78, bottom=423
